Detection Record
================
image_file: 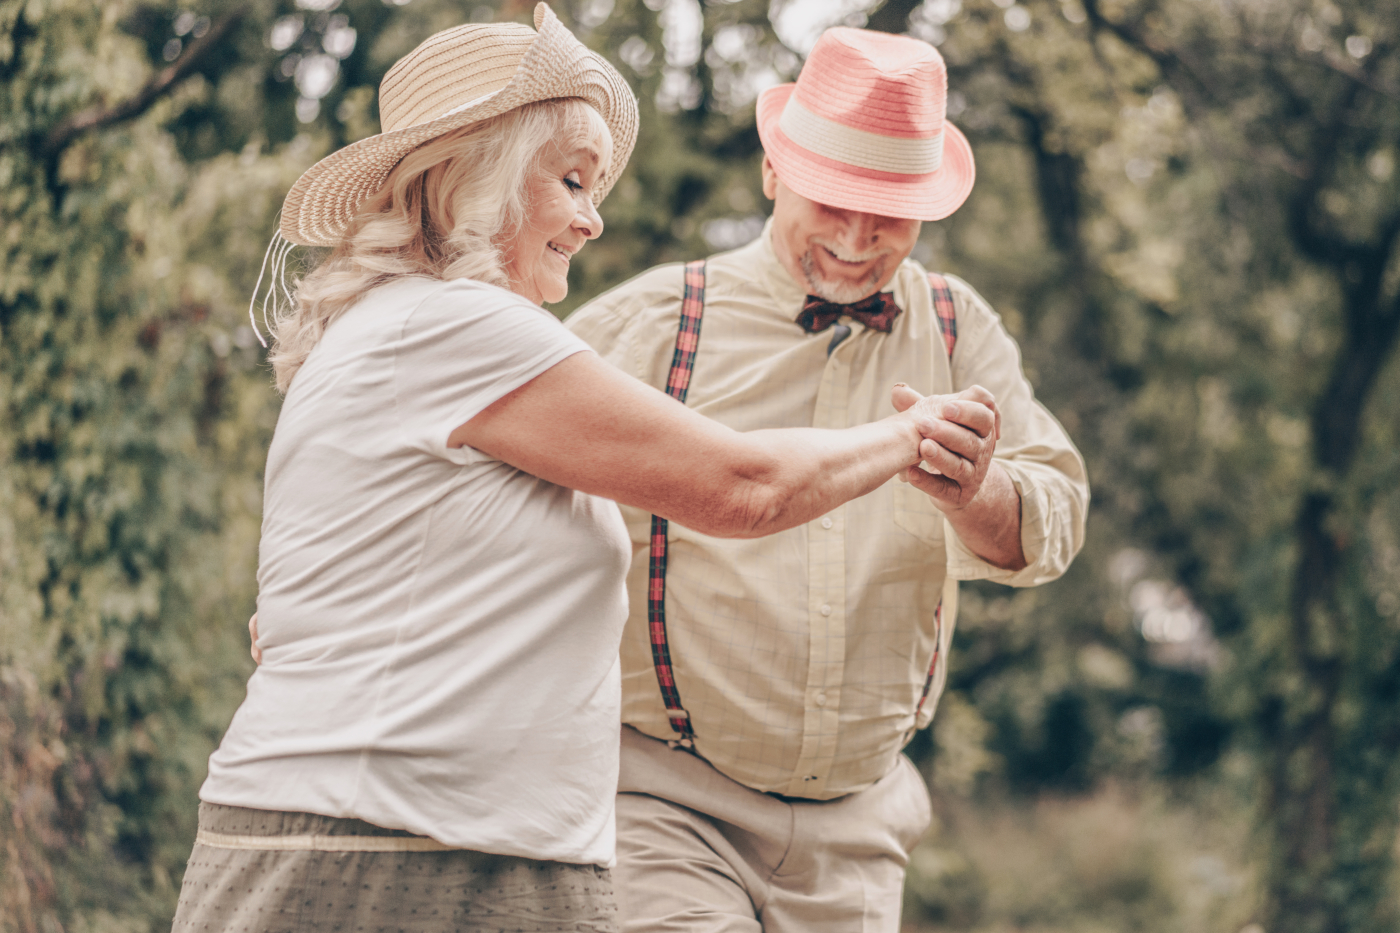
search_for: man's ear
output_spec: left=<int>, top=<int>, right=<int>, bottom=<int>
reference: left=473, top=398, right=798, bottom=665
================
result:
left=761, top=154, right=779, bottom=200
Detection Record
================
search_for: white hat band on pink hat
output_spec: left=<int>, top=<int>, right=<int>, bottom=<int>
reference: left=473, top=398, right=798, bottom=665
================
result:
left=777, top=95, right=945, bottom=175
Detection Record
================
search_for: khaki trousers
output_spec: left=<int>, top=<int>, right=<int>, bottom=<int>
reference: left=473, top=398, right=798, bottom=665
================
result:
left=615, top=727, right=932, bottom=933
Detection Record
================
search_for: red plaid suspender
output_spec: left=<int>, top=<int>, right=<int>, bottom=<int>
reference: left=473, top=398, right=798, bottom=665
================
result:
left=648, top=260, right=707, bottom=744
left=928, top=272, right=958, bottom=360
left=915, top=273, right=959, bottom=719
left=646, top=267, right=959, bottom=739
left=915, top=602, right=945, bottom=720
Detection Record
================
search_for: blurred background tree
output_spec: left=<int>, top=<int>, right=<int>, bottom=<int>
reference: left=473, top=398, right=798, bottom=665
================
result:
left=1, top=0, right=1396, bottom=931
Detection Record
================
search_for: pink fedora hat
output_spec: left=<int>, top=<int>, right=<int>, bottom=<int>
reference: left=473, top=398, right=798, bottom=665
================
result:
left=756, top=28, right=974, bottom=222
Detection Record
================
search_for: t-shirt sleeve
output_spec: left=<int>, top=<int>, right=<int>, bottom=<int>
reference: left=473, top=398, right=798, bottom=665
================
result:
left=392, top=280, right=592, bottom=463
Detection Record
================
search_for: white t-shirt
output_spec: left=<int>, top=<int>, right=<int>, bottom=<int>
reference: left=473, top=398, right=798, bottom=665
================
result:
left=201, top=276, right=631, bottom=867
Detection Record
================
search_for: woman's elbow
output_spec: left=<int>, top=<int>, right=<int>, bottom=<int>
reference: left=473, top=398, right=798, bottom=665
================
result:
left=687, top=472, right=792, bottom=539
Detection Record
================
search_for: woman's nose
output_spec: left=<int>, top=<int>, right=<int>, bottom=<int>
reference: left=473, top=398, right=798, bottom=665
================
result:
left=576, top=199, right=604, bottom=239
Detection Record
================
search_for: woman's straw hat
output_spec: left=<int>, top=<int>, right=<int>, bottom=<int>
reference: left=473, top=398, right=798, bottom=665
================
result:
left=756, top=28, right=974, bottom=222
left=279, top=3, right=638, bottom=247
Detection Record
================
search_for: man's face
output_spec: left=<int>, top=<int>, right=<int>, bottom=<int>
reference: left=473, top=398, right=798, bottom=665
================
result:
left=762, top=156, right=922, bottom=303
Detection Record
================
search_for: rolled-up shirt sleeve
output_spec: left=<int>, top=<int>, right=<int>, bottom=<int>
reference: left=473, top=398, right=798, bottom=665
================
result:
left=940, top=275, right=1089, bottom=587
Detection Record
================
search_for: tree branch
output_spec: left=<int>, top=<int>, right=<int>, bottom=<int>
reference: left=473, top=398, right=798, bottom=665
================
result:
left=1287, top=79, right=1365, bottom=268
left=0, top=5, right=36, bottom=83
left=1079, top=0, right=1218, bottom=110
left=1243, top=37, right=1400, bottom=102
left=42, top=9, right=244, bottom=156
left=865, top=0, right=923, bottom=35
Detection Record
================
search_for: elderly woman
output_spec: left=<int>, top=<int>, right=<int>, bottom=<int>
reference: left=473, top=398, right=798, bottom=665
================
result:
left=173, top=6, right=961, bottom=932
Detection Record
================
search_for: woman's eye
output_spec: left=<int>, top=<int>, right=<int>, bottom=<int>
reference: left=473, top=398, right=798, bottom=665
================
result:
left=563, top=173, right=584, bottom=192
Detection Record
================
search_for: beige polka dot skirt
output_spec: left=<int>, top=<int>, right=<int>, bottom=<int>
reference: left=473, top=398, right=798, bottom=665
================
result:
left=172, top=803, right=619, bottom=933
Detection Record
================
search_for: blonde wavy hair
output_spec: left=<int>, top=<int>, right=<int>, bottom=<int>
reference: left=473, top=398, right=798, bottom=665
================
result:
left=269, top=98, right=611, bottom=393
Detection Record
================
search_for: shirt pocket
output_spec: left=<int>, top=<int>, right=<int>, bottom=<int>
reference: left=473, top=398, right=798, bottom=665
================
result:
left=892, top=480, right=946, bottom=548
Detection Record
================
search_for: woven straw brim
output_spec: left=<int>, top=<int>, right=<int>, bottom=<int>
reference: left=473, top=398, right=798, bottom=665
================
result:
left=280, top=4, right=638, bottom=247
left=756, top=84, right=974, bottom=222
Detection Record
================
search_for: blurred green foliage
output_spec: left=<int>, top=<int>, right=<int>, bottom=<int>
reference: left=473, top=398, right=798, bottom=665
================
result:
left=1, top=0, right=1397, bottom=931
left=904, top=782, right=1262, bottom=932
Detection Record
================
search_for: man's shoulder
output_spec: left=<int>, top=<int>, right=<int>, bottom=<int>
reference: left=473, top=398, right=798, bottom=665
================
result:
left=567, top=262, right=689, bottom=330
left=572, top=234, right=769, bottom=320
left=904, top=262, right=989, bottom=309
left=903, top=262, right=1003, bottom=334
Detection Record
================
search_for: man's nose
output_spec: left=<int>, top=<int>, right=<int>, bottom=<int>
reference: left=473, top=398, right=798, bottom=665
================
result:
left=832, top=209, right=881, bottom=249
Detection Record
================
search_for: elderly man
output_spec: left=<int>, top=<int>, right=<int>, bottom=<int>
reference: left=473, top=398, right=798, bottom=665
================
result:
left=564, top=25, right=1089, bottom=933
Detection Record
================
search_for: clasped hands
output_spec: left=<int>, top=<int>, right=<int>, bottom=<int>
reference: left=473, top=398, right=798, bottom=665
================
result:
left=892, top=383, right=1001, bottom=512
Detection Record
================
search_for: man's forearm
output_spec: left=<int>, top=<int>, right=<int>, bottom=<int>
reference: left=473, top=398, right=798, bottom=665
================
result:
left=940, top=462, right=1026, bottom=570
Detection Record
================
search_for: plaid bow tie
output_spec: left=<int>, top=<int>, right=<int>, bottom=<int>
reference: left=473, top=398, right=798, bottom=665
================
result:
left=796, top=291, right=902, bottom=334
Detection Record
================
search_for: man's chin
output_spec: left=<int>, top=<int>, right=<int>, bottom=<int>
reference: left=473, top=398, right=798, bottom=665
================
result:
left=807, top=276, right=883, bottom=304
left=802, top=254, right=887, bottom=303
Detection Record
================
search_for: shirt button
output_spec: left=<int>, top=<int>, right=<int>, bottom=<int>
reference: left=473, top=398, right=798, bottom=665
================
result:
left=816, top=693, right=828, bottom=707
left=820, top=604, right=833, bottom=616
left=821, top=517, right=833, bottom=530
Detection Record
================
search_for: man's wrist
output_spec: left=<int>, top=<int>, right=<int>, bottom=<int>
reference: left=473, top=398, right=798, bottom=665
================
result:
left=941, top=463, right=1028, bottom=570
left=933, top=460, right=1004, bottom=515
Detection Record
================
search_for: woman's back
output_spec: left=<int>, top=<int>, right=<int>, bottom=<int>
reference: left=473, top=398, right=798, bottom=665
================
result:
left=202, top=275, right=630, bottom=865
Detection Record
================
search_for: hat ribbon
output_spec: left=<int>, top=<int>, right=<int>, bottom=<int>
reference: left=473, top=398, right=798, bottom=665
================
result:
left=778, top=96, right=944, bottom=175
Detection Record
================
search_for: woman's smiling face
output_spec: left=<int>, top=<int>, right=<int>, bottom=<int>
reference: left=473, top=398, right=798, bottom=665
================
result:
left=502, top=132, right=611, bottom=305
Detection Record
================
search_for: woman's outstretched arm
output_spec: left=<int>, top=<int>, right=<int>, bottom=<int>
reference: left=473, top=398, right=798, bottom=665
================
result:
left=451, top=350, right=992, bottom=539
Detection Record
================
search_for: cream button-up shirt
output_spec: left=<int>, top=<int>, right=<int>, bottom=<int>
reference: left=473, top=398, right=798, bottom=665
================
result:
left=566, top=223, right=1089, bottom=799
